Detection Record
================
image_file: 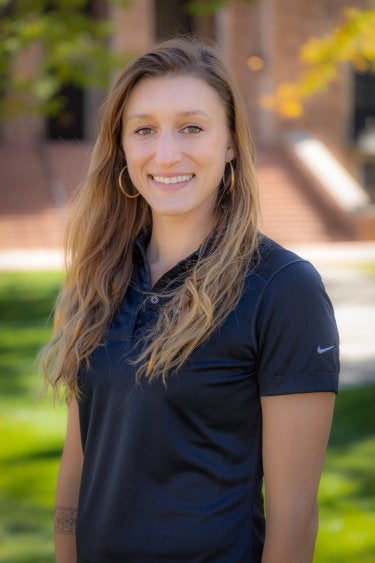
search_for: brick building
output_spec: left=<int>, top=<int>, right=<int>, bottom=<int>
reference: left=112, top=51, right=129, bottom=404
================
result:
left=1, top=0, right=375, bottom=248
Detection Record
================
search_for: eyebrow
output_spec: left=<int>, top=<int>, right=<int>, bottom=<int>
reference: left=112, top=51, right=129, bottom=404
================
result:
left=124, top=110, right=212, bottom=122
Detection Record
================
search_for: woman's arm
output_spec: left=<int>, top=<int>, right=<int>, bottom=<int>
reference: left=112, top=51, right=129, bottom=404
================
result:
left=261, top=392, right=336, bottom=563
left=54, top=396, right=83, bottom=563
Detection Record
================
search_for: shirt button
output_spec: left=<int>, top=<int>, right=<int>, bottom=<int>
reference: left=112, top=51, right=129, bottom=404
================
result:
left=150, top=296, right=159, bottom=304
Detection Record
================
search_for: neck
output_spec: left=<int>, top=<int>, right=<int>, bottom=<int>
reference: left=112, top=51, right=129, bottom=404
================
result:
left=146, top=213, right=214, bottom=284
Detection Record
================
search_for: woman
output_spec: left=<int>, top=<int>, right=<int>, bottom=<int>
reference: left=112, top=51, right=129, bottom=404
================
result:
left=42, top=38, right=339, bottom=562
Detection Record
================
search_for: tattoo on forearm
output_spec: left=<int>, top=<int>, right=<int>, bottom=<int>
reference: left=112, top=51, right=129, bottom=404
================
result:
left=54, top=505, right=77, bottom=535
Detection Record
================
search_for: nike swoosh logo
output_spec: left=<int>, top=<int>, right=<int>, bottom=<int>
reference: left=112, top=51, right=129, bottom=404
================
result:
left=317, top=345, right=335, bottom=354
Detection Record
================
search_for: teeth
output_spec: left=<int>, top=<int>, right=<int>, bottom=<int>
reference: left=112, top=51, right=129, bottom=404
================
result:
left=153, top=175, right=193, bottom=184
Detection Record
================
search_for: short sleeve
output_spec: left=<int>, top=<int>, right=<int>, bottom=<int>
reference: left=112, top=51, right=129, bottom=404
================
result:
left=256, top=260, right=339, bottom=396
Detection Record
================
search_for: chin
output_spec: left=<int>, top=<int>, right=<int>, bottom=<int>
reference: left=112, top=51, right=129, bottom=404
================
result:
left=147, top=198, right=195, bottom=218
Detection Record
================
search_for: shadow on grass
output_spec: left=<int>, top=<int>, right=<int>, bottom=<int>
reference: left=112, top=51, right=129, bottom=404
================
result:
left=0, top=357, right=44, bottom=397
left=330, top=384, right=375, bottom=446
left=0, top=289, right=59, bottom=325
left=0, top=552, right=54, bottom=563
left=0, top=502, right=55, bottom=563
left=312, top=385, right=375, bottom=562
left=326, top=385, right=375, bottom=498
left=2, top=446, right=63, bottom=465
left=0, top=272, right=62, bottom=399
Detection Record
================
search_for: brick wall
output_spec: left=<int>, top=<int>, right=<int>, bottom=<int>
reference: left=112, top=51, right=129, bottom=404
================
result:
left=218, top=0, right=375, bottom=237
left=112, top=0, right=154, bottom=57
left=225, top=0, right=373, bottom=178
left=223, top=2, right=265, bottom=143
left=1, top=43, right=45, bottom=145
left=2, top=0, right=372, bottom=171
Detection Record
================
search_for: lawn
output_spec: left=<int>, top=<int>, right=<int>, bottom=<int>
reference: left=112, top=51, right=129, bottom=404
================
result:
left=0, top=271, right=66, bottom=563
left=0, top=271, right=374, bottom=562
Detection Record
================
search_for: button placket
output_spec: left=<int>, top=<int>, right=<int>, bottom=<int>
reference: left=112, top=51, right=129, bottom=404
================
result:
left=133, top=292, right=148, bottom=329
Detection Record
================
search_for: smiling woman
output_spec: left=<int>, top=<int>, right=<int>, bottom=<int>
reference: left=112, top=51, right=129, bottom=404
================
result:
left=122, top=74, right=234, bottom=245
left=40, top=37, right=339, bottom=563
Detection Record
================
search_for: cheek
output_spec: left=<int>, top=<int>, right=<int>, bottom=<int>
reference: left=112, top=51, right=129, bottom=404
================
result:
left=201, top=140, right=229, bottom=176
left=123, top=145, right=147, bottom=178
left=127, top=164, right=145, bottom=192
left=200, top=132, right=229, bottom=160
left=122, top=136, right=147, bottom=159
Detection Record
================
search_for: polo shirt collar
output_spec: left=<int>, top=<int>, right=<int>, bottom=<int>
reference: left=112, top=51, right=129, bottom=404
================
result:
left=133, top=230, right=212, bottom=291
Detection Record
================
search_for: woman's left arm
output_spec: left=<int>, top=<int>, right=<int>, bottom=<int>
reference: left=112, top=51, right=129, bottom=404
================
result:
left=261, top=391, right=336, bottom=563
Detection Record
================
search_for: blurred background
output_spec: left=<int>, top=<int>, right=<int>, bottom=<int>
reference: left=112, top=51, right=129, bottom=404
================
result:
left=0, top=0, right=374, bottom=561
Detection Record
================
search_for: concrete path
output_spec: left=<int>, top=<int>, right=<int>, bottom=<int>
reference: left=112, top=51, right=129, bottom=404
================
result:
left=292, top=242, right=375, bottom=387
left=1, top=241, right=374, bottom=388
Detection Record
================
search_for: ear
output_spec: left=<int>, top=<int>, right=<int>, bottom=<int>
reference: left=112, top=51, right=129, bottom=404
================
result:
left=226, top=145, right=235, bottom=162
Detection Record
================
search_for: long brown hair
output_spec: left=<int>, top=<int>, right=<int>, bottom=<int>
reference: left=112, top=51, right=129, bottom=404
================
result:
left=40, top=37, right=261, bottom=398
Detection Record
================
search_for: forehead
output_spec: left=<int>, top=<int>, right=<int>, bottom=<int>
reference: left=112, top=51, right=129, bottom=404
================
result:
left=123, top=75, right=227, bottom=120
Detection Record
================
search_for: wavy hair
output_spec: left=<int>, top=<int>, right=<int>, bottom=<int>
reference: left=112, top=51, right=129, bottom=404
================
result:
left=40, top=37, right=261, bottom=398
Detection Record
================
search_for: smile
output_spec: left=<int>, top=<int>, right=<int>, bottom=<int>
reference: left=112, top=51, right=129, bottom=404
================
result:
left=152, top=174, right=194, bottom=184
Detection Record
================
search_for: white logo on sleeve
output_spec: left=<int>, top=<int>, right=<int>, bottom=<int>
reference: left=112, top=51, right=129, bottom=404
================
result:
left=317, top=345, right=335, bottom=354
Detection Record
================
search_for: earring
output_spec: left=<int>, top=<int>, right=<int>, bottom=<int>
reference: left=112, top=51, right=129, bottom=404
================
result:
left=229, top=161, right=235, bottom=192
left=118, top=165, right=140, bottom=199
left=223, top=161, right=235, bottom=193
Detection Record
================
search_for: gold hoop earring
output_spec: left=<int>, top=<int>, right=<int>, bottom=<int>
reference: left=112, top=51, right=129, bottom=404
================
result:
left=118, top=165, right=140, bottom=199
left=229, top=161, right=235, bottom=192
left=222, top=161, right=235, bottom=193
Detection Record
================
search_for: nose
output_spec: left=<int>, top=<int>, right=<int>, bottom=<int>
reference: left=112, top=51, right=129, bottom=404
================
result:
left=154, top=130, right=181, bottom=167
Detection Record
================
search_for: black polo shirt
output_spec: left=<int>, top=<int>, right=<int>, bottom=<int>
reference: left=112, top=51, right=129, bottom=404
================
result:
left=76, top=235, right=339, bottom=562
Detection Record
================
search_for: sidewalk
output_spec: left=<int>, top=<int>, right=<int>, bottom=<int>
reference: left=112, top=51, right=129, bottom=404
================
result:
left=0, top=241, right=374, bottom=388
left=292, top=241, right=375, bottom=388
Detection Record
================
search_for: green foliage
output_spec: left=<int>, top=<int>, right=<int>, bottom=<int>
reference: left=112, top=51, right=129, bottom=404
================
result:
left=0, top=0, right=131, bottom=118
left=186, top=0, right=255, bottom=17
left=1, top=1, right=374, bottom=121
left=0, top=271, right=374, bottom=561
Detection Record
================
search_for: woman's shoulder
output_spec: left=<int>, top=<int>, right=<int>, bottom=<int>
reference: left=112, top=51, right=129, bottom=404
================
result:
left=251, top=233, right=319, bottom=287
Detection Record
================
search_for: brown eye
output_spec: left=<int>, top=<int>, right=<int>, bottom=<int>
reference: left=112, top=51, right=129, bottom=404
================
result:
left=181, top=125, right=203, bottom=135
left=134, top=127, right=153, bottom=136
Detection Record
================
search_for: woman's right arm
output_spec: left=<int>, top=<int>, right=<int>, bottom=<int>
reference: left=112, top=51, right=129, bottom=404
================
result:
left=54, top=396, right=83, bottom=563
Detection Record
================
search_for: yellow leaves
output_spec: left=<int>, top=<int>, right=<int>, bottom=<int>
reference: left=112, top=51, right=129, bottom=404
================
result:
left=262, top=83, right=303, bottom=118
left=352, top=54, right=371, bottom=72
left=261, top=65, right=336, bottom=119
left=301, top=8, right=375, bottom=68
left=301, top=40, right=323, bottom=65
left=263, top=8, right=375, bottom=119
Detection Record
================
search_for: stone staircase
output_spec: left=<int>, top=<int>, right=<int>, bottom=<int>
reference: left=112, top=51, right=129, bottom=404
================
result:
left=0, top=142, right=353, bottom=252
left=0, top=142, right=91, bottom=250
left=257, top=148, right=351, bottom=245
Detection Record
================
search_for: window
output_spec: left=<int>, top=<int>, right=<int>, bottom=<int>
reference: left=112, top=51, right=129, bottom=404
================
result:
left=352, top=69, right=375, bottom=142
left=155, top=0, right=195, bottom=40
left=46, top=84, right=84, bottom=141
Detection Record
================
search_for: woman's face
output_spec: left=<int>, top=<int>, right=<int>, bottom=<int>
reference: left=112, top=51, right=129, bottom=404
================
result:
left=122, top=75, right=234, bottom=223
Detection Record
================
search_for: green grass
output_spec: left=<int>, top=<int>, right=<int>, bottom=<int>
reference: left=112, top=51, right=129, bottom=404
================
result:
left=0, top=271, right=374, bottom=562
left=0, top=271, right=65, bottom=563
left=316, top=387, right=375, bottom=562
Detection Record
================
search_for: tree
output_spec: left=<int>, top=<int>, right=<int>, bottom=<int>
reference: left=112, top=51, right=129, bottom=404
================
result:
left=1, top=1, right=374, bottom=120
left=186, top=0, right=255, bottom=17
left=0, top=0, right=130, bottom=118
left=188, top=2, right=375, bottom=118
left=260, top=7, right=375, bottom=118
